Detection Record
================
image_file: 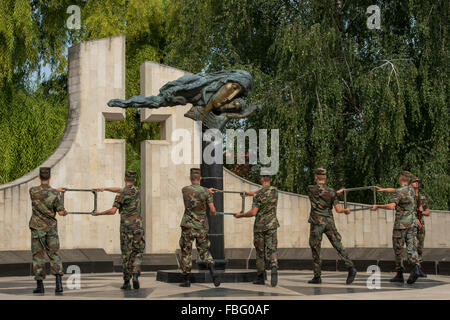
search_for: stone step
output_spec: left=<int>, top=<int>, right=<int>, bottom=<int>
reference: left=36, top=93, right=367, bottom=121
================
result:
left=1, top=248, right=449, bottom=277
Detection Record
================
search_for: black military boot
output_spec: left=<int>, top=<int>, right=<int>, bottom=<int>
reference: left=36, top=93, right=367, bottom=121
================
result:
left=407, top=265, right=421, bottom=284
left=33, top=280, right=44, bottom=294
left=55, top=275, right=63, bottom=293
left=179, top=274, right=191, bottom=287
left=390, top=271, right=404, bottom=283
left=253, top=273, right=265, bottom=285
left=120, top=280, right=131, bottom=290
left=346, top=267, right=357, bottom=285
left=132, top=274, right=140, bottom=289
left=208, top=264, right=221, bottom=287
left=270, top=266, right=278, bottom=287
left=418, top=267, right=427, bottom=278
left=308, top=276, right=322, bottom=284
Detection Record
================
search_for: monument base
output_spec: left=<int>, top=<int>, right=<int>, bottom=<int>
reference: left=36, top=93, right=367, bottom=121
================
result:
left=197, top=259, right=227, bottom=271
left=156, top=269, right=258, bottom=283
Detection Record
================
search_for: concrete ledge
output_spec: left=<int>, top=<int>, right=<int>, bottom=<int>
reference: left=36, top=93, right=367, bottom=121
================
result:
left=0, top=249, right=113, bottom=277
left=80, top=248, right=114, bottom=273
left=378, top=260, right=397, bottom=272
left=1, top=248, right=449, bottom=277
left=156, top=270, right=258, bottom=283
left=0, top=251, right=31, bottom=277
left=112, top=254, right=178, bottom=272
left=337, top=259, right=378, bottom=272
left=59, top=249, right=91, bottom=274
left=438, top=261, right=450, bottom=275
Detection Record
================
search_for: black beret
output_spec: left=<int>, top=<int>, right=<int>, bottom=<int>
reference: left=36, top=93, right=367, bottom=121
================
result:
left=315, top=168, right=327, bottom=176
left=125, top=170, right=137, bottom=179
left=39, top=167, right=51, bottom=175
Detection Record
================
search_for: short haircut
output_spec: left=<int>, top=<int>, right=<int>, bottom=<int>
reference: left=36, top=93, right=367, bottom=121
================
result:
left=125, top=177, right=136, bottom=183
left=261, top=176, right=272, bottom=182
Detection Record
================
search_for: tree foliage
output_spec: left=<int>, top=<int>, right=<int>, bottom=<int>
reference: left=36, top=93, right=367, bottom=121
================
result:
left=0, top=0, right=448, bottom=209
left=0, top=79, right=66, bottom=183
left=165, top=0, right=449, bottom=209
left=0, top=0, right=167, bottom=186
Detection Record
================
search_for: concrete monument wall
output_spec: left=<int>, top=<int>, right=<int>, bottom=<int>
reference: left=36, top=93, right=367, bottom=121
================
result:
left=222, top=170, right=450, bottom=249
left=139, top=62, right=199, bottom=253
left=0, top=36, right=127, bottom=253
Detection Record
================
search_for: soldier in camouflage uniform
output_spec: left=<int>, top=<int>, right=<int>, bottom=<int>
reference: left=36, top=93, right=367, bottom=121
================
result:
left=234, top=174, right=280, bottom=287
left=29, top=167, right=67, bottom=294
left=94, top=170, right=145, bottom=290
left=372, top=171, right=423, bottom=284
left=179, top=168, right=220, bottom=287
left=410, top=176, right=429, bottom=277
left=307, top=168, right=357, bottom=285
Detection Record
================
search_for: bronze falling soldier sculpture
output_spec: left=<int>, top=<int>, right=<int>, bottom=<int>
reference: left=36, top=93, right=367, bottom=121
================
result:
left=107, top=69, right=257, bottom=131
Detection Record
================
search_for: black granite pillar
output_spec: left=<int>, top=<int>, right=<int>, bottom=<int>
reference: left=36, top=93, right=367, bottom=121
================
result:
left=200, top=132, right=227, bottom=270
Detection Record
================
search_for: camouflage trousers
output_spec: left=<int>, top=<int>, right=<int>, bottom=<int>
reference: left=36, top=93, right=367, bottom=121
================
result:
left=254, top=229, right=278, bottom=275
left=179, top=227, right=214, bottom=275
left=31, top=228, right=63, bottom=280
left=393, top=227, right=419, bottom=271
left=120, top=227, right=145, bottom=281
left=309, top=222, right=353, bottom=277
left=416, top=227, right=425, bottom=263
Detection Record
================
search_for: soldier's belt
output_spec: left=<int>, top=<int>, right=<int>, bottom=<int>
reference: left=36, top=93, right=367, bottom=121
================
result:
left=61, top=189, right=97, bottom=214
left=212, top=190, right=245, bottom=214
left=343, top=186, right=377, bottom=212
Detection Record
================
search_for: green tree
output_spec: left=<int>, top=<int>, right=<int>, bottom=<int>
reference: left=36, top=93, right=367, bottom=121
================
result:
left=0, top=0, right=168, bottom=186
left=0, top=0, right=448, bottom=209
left=0, top=81, right=66, bottom=183
left=165, top=0, right=449, bottom=209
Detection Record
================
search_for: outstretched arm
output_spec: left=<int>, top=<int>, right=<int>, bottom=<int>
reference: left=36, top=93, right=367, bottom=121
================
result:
left=334, top=203, right=351, bottom=215
left=241, top=191, right=256, bottom=197
left=96, top=187, right=122, bottom=193
left=107, top=95, right=167, bottom=109
left=93, top=207, right=118, bottom=216
left=233, top=207, right=258, bottom=218
left=208, top=202, right=217, bottom=217
left=371, top=202, right=396, bottom=211
left=55, top=191, right=67, bottom=216
left=417, top=205, right=430, bottom=217
left=375, top=186, right=396, bottom=193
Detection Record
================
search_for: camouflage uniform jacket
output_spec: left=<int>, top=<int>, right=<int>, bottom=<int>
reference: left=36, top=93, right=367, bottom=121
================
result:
left=180, top=183, right=213, bottom=231
left=414, top=192, right=429, bottom=227
left=113, top=185, right=143, bottom=232
left=307, top=183, right=338, bottom=225
left=390, top=185, right=416, bottom=229
left=253, top=186, right=279, bottom=232
left=29, top=184, right=65, bottom=231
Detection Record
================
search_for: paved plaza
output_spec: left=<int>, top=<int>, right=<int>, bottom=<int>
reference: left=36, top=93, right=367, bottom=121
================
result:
left=0, top=270, right=448, bottom=300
